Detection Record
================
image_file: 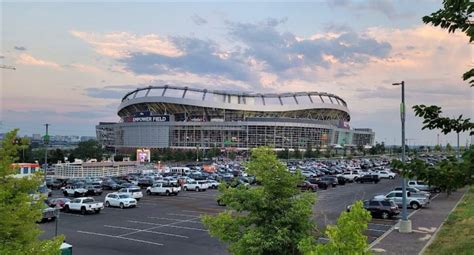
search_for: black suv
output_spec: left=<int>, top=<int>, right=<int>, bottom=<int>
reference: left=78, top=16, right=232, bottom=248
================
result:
left=363, top=199, right=400, bottom=219
left=320, top=176, right=338, bottom=187
left=307, top=178, right=328, bottom=190
left=356, top=174, right=380, bottom=184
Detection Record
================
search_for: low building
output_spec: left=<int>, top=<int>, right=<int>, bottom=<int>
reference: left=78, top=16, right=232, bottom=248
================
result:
left=12, top=163, right=41, bottom=178
left=54, top=160, right=142, bottom=178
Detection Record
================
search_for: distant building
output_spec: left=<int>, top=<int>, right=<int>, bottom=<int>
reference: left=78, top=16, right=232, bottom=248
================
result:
left=12, top=163, right=41, bottom=178
left=32, top=133, right=42, bottom=141
left=96, top=85, right=375, bottom=151
left=80, top=136, right=96, bottom=142
left=54, top=160, right=141, bottom=178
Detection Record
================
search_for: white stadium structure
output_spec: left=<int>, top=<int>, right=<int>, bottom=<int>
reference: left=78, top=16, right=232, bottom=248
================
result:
left=96, top=85, right=374, bottom=151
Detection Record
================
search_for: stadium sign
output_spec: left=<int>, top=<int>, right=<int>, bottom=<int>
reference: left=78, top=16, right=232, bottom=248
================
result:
left=132, top=115, right=170, bottom=122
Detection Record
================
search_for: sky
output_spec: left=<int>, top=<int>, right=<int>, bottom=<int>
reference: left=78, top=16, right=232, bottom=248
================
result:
left=1, top=1, right=473, bottom=146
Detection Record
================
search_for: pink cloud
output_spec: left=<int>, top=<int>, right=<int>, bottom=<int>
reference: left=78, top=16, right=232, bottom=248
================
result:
left=16, top=53, right=62, bottom=69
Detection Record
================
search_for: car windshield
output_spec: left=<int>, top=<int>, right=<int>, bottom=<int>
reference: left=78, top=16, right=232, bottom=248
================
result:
left=119, top=195, right=131, bottom=199
left=130, top=188, right=140, bottom=192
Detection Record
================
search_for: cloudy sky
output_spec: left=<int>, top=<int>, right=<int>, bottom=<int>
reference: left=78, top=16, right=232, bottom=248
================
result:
left=1, top=1, right=472, bottom=146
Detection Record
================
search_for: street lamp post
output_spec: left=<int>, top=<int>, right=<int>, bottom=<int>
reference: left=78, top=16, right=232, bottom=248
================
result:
left=392, top=81, right=412, bottom=233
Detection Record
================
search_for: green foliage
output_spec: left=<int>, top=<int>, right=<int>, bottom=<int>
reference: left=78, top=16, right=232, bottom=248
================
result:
left=0, top=129, right=63, bottom=254
left=73, top=139, right=105, bottom=160
left=304, top=144, right=314, bottom=158
left=423, top=0, right=473, bottom=86
left=392, top=146, right=474, bottom=195
left=293, top=148, right=302, bottom=159
left=299, top=200, right=372, bottom=255
left=202, top=147, right=316, bottom=255
left=413, top=105, right=474, bottom=135
left=434, top=144, right=441, bottom=152
left=446, top=143, right=453, bottom=152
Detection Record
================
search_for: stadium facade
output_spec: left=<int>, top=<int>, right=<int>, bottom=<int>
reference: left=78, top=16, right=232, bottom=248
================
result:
left=96, top=85, right=374, bottom=151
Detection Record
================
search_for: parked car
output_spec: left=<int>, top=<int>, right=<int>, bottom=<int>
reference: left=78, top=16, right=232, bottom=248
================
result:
left=46, top=179, right=63, bottom=189
left=347, top=199, right=399, bottom=219
left=137, top=178, right=154, bottom=188
left=84, top=185, right=103, bottom=196
left=320, top=176, right=338, bottom=187
left=40, top=203, right=58, bottom=223
left=104, top=193, right=137, bottom=209
left=307, top=178, right=328, bottom=190
left=64, top=197, right=104, bottom=214
left=207, top=180, right=221, bottom=189
left=101, top=180, right=121, bottom=190
left=146, top=182, right=180, bottom=196
left=374, top=191, right=429, bottom=210
left=118, top=187, right=144, bottom=200
left=62, top=186, right=88, bottom=197
left=376, top=170, right=396, bottom=179
left=298, top=181, right=318, bottom=192
left=356, top=175, right=380, bottom=184
left=339, top=171, right=361, bottom=182
left=183, top=180, right=208, bottom=191
left=407, top=180, right=441, bottom=193
left=393, top=187, right=431, bottom=199
left=45, top=197, right=70, bottom=210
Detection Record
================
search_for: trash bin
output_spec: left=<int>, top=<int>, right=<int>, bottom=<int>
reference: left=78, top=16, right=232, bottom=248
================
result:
left=60, top=242, right=72, bottom=255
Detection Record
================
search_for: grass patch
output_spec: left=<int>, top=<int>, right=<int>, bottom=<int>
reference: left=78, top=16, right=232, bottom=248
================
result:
left=424, top=186, right=474, bottom=255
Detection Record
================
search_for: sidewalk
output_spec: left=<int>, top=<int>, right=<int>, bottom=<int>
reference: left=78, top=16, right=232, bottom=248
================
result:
left=369, top=188, right=467, bottom=255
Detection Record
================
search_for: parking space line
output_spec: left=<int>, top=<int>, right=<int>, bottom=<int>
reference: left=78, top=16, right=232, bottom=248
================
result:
left=366, top=228, right=387, bottom=233
left=77, top=230, right=164, bottom=246
left=127, top=220, right=208, bottom=232
left=148, top=217, right=202, bottom=224
left=103, top=225, right=189, bottom=238
left=167, top=213, right=201, bottom=217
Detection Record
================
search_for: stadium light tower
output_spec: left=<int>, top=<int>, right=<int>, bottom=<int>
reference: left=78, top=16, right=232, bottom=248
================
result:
left=392, top=81, right=411, bottom=233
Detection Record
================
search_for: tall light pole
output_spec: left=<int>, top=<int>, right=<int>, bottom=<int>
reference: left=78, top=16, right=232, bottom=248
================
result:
left=44, top=124, right=50, bottom=183
left=392, top=81, right=412, bottom=233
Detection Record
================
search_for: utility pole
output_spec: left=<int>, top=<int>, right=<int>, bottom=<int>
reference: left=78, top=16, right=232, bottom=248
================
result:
left=44, top=124, right=50, bottom=183
left=392, top=81, right=411, bottom=233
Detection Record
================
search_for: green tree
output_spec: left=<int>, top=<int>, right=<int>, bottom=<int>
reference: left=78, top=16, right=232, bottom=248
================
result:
left=293, top=148, right=302, bottom=159
left=304, top=144, right=314, bottom=158
left=73, top=140, right=105, bottom=160
left=0, top=129, right=63, bottom=254
left=299, top=201, right=372, bottom=255
left=202, top=147, right=316, bottom=255
left=446, top=143, right=453, bottom=152
left=423, top=0, right=473, bottom=86
left=434, top=144, right=441, bottom=152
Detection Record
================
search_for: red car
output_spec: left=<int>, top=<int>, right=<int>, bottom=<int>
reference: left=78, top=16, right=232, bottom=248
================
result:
left=46, top=198, right=71, bottom=210
left=298, top=181, right=318, bottom=192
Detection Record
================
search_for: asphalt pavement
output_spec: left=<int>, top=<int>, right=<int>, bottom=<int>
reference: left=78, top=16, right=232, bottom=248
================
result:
left=40, top=177, right=401, bottom=255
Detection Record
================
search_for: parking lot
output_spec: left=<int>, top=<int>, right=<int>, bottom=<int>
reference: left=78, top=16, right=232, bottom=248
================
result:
left=41, top=177, right=407, bottom=255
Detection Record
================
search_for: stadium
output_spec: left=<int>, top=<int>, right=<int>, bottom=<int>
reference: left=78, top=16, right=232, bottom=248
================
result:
left=96, top=85, right=374, bottom=151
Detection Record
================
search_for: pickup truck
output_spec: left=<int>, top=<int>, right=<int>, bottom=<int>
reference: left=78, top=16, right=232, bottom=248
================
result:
left=62, top=186, right=88, bottom=197
left=183, top=180, right=208, bottom=191
left=146, top=182, right=180, bottom=196
left=64, top=197, right=104, bottom=214
left=338, top=171, right=360, bottom=182
left=374, top=190, right=429, bottom=210
left=408, top=180, right=441, bottom=193
left=375, top=170, right=396, bottom=179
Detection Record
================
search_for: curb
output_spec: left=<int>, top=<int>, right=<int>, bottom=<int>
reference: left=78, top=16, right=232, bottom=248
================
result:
left=417, top=189, right=468, bottom=255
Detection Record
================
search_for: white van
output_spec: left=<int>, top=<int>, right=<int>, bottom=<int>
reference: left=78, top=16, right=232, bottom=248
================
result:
left=170, top=167, right=191, bottom=175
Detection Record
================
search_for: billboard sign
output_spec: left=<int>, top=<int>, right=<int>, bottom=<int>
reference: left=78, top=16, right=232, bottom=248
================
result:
left=136, top=149, right=151, bottom=163
left=126, top=112, right=170, bottom=123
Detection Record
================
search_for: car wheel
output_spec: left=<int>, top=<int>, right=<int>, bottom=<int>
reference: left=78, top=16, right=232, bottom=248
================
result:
left=389, top=176, right=394, bottom=179
left=411, top=202, right=420, bottom=210
left=95, top=209, right=101, bottom=214
left=105, top=201, right=110, bottom=207
left=119, top=203, right=124, bottom=209
left=136, top=198, right=140, bottom=201
left=63, top=191, right=68, bottom=196
left=80, top=207, right=86, bottom=215
left=184, top=187, right=188, bottom=191
left=166, top=190, right=170, bottom=196
left=146, top=190, right=151, bottom=195
left=196, top=187, right=200, bottom=192
left=98, top=192, right=102, bottom=195
left=381, top=211, right=389, bottom=219
left=434, top=188, right=441, bottom=193
left=212, top=185, right=216, bottom=189
left=64, top=205, right=69, bottom=212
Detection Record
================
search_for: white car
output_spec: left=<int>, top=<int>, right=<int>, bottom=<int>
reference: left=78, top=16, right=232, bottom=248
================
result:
left=183, top=180, right=208, bottom=191
left=338, top=171, right=361, bottom=182
left=104, top=193, right=137, bottom=209
left=146, top=182, right=180, bottom=196
left=376, top=171, right=396, bottom=179
left=118, top=187, right=143, bottom=201
left=62, top=186, right=88, bottom=197
left=207, top=180, right=221, bottom=189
